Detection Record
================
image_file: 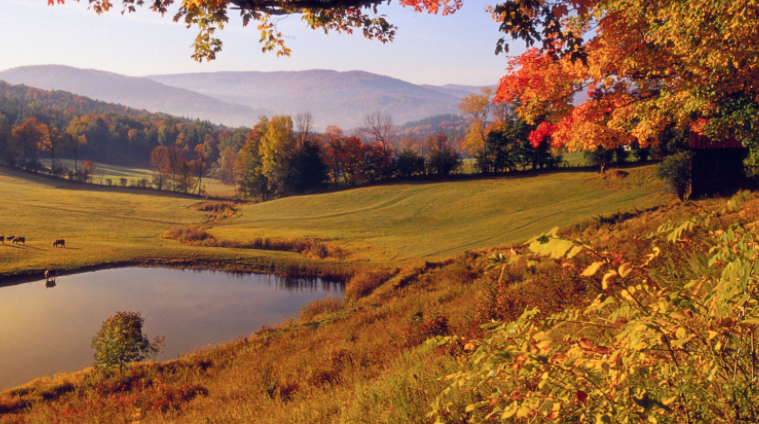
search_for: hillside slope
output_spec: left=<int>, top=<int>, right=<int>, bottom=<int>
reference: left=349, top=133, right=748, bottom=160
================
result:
left=212, top=166, right=666, bottom=262
left=0, top=65, right=271, bottom=127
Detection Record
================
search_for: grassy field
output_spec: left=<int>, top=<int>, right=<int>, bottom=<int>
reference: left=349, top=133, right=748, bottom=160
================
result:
left=0, top=165, right=668, bottom=276
left=0, top=185, right=737, bottom=424
left=41, top=159, right=237, bottom=198
left=211, top=166, right=666, bottom=263
left=0, top=166, right=312, bottom=279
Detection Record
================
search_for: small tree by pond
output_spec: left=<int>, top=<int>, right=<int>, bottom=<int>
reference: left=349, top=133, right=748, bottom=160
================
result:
left=91, top=311, right=164, bottom=373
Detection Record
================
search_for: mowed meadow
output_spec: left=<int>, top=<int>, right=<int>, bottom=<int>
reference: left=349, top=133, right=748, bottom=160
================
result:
left=0, top=167, right=304, bottom=278
left=212, top=165, right=665, bottom=263
left=0, top=164, right=666, bottom=277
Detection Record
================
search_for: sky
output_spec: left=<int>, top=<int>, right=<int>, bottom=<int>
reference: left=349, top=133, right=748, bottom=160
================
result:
left=0, top=0, right=527, bottom=86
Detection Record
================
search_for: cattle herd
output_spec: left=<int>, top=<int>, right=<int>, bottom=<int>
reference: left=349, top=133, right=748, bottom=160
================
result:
left=0, top=236, right=65, bottom=247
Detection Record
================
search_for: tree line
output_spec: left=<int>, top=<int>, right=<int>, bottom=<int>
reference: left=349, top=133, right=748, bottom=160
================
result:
left=0, top=80, right=574, bottom=199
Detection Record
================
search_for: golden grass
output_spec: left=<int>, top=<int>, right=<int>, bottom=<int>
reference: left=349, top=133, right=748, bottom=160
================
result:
left=2, top=186, right=730, bottom=424
left=213, top=165, right=666, bottom=263
left=0, top=166, right=340, bottom=279
left=41, top=159, right=237, bottom=198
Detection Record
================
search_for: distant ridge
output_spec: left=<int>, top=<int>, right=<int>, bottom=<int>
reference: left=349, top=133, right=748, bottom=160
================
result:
left=0, top=65, right=271, bottom=127
left=0, top=65, right=493, bottom=129
left=147, top=69, right=482, bottom=128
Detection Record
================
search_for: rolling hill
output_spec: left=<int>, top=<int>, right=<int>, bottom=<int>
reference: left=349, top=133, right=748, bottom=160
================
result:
left=147, top=69, right=469, bottom=129
left=0, top=65, right=492, bottom=129
left=0, top=65, right=271, bottom=127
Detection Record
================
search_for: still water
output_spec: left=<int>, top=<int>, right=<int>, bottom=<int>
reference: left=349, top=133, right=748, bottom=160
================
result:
left=0, top=267, right=343, bottom=389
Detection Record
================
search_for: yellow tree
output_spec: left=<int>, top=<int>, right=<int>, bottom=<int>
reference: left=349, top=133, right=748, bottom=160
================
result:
left=260, top=115, right=295, bottom=196
left=459, top=88, right=495, bottom=156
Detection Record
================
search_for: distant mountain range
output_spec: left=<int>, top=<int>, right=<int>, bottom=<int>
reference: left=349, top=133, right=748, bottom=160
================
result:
left=0, top=65, right=493, bottom=129
left=0, top=65, right=272, bottom=128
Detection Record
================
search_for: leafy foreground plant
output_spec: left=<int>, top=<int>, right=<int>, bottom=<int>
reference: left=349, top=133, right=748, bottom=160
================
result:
left=92, top=311, right=165, bottom=373
left=431, top=192, right=759, bottom=423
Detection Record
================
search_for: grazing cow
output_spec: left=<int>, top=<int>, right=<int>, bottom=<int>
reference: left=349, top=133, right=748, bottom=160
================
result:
left=0, top=236, right=4, bottom=244
left=52, top=239, right=65, bottom=248
left=12, top=236, right=25, bottom=245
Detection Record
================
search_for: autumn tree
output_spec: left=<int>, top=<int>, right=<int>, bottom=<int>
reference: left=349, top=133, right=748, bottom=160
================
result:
left=44, top=126, right=67, bottom=174
left=236, top=118, right=269, bottom=199
left=12, top=117, right=48, bottom=172
left=51, top=0, right=447, bottom=61
left=81, top=159, right=95, bottom=183
left=190, top=143, right=210, bottom=195
left=260, top=115, right=296, bottom=196
left=150, top=145, right=171, bottom=190
left=218, top=146, right=240, bottom=197
left=487, top=0, right=759, bottom=174
left=459, top=88, right=496, bottom=157
left=65, top=117, right=88, bottom=173
left=321, top=126, right=349, bottom=186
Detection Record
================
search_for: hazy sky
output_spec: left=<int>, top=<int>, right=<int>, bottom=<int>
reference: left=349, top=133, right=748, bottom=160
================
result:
left=0, top=0, right=526, bottom=86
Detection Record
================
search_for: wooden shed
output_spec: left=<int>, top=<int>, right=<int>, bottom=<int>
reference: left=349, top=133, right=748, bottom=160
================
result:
left=689, top=132, right=752, bottom=198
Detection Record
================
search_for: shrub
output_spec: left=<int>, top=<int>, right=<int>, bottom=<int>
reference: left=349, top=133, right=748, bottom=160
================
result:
left=162, top=225, right=212, bottom=244
left=345, top=269, right=394, bottom=300
left=299, top=297, right=345, bottom=321
left=656, top=151, right=693, bottom=200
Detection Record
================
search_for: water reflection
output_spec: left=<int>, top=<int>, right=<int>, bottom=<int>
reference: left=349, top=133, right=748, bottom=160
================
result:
left=0, top=267, right=343, bottom=390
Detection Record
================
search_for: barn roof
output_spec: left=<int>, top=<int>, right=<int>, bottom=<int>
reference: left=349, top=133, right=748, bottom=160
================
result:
left=689, top=132, right=744, bottom=149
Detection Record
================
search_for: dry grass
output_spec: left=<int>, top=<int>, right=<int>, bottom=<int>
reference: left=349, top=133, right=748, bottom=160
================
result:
left=2, top=192, right=744, bottom=424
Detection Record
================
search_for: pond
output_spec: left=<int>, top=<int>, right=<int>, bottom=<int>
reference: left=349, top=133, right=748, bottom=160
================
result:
left=0, top=267, right=343, bottom=389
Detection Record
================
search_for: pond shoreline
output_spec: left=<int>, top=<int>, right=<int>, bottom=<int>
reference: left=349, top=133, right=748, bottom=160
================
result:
left=0, top=257, right=355, bottom=288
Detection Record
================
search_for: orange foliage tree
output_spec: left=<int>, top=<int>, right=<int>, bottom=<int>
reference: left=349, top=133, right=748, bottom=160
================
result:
left=483, top=0, right=759, bottom=167
left=12, top=117, right=49, bottom=172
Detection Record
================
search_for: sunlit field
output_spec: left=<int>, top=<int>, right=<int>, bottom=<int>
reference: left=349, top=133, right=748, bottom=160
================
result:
left=41, top=159, right=237, bottom=198
left=0, top=166, right=304, bottom=277
left=212, top=165, right=666, bottom=263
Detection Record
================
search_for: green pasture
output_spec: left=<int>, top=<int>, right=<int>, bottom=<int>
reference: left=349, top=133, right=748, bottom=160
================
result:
left=1, top=163, right=668, bottom=275
left=41, top=159, right=236, bottom=198
left=212, top=165, right=667, bottom=263
left=0, top=167, right=303, bottom=277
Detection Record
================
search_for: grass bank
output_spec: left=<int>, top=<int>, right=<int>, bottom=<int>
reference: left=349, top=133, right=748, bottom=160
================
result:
left=2, top=188, right=747, bottom=423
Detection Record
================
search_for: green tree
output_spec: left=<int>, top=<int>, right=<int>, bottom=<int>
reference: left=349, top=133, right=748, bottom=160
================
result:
left=656, top=151, right=693, bottom=200
left=394, top=147, right=425, bottom=178
left=91, top=311, right=164, bottom=373
left=290, top=139, right=329, bottom=193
